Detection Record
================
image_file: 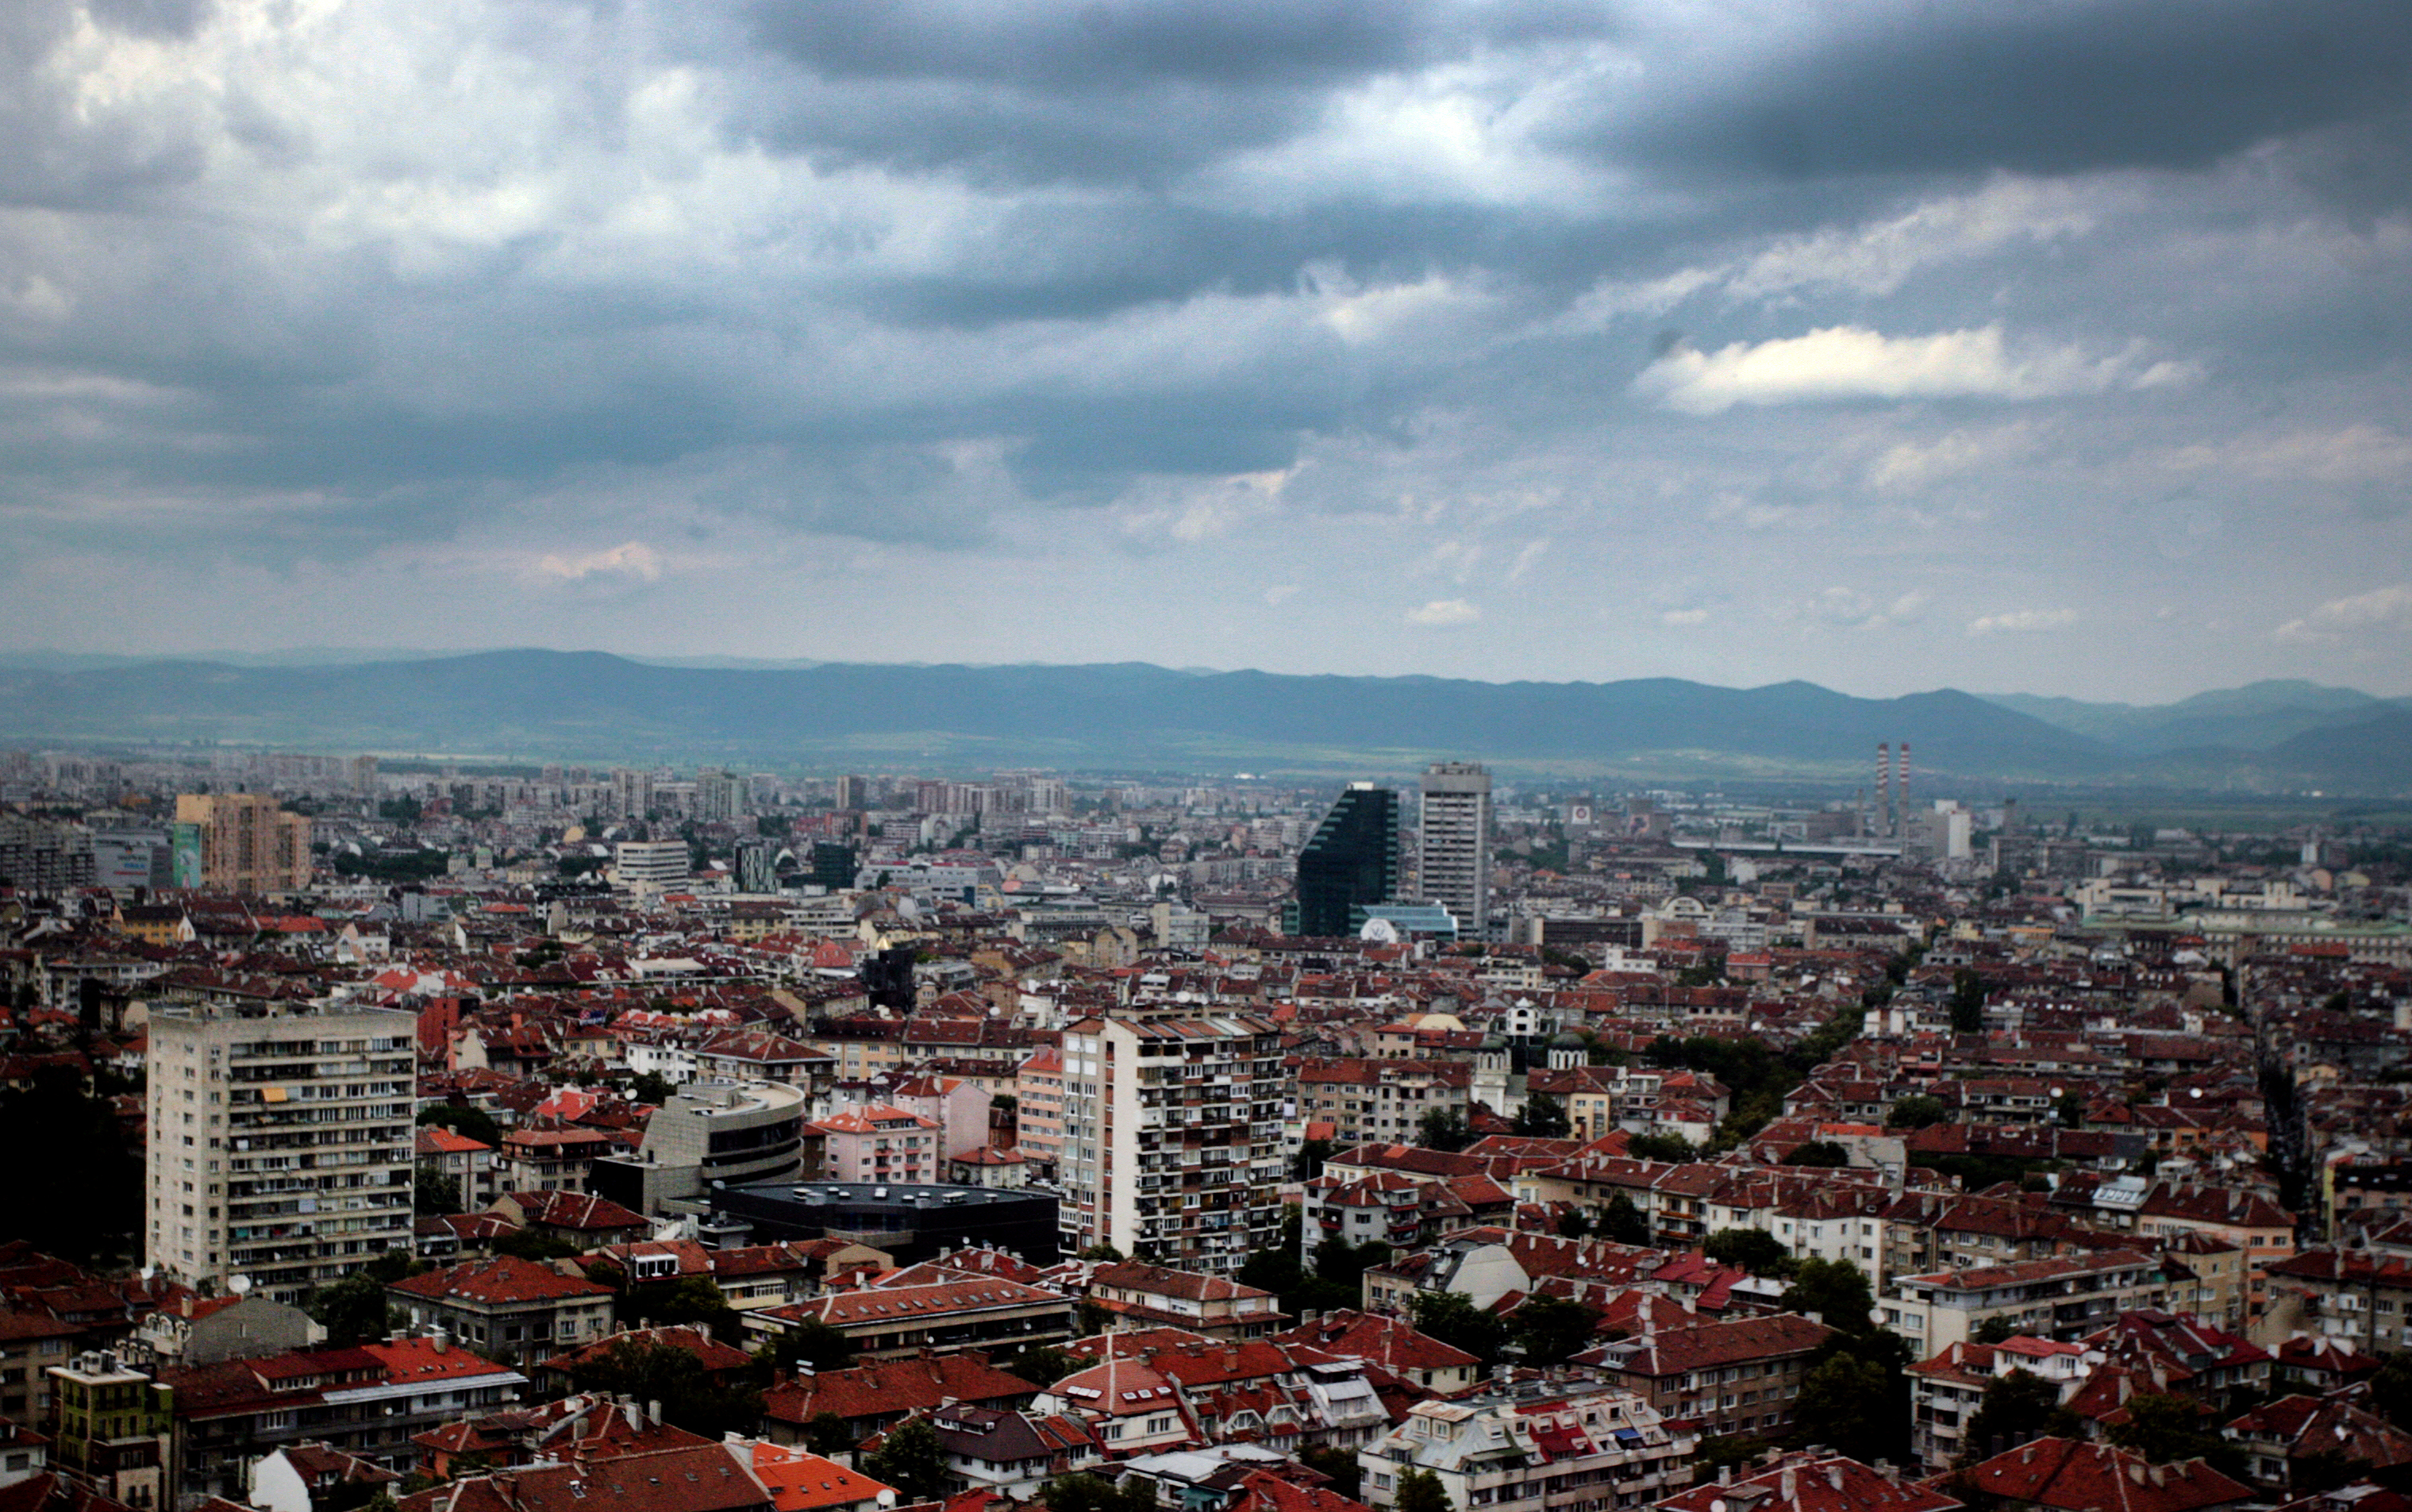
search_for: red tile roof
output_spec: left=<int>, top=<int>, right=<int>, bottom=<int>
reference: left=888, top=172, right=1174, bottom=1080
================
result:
left=1956, top=1437, right=2250, bottom=1512
left=391, top=1256, right=614, bottom=1307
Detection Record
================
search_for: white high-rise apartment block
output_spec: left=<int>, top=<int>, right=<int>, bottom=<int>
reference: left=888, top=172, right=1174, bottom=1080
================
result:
left=614, top=839, right=691, bottom=888
left=146, top=1003, right=417, bottom=1302
left=1419, top=761, right=1493, bottom=937
left=1058, top=1012, right=1286, bottom=1274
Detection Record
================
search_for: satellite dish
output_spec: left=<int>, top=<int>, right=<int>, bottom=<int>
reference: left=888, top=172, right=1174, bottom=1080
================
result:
left=228, top=1275, right=252, bottom=1295
left=139, top=1265, right=156, bottom=1283
left=2189, top=1087, right=2202, bottom=1099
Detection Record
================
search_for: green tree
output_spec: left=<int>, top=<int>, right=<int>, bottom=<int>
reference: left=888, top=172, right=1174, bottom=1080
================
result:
left=1556, top=1208, right=1592, bottom=1240
left=1294, top=1138, right=1335, bottom=1180
left=1078, top=1243, right=1124, bottom=1261
left=1695, top=1434, right=1775, bottom=1476
left=1950, top=971, right=1987, bottom=1035
left=1237, top=1207, right=1306, bottom=1297
left=309, top=1272, right=398, bottom=1348
left=1314, top=1237, right=1392, bottom=1295
left=1510, top=1295, right=1601, bottom=1367
left=1513, top=1094, right=1571, bottom=1138
left=2369, top=1354, right=2412, bottom=1429
left=1598, top=1192, right=1651, bottom=1246
left=1626, top=1133, right=1697, bottom=1163
left=1701, top=1229, right=1791, bottom=1276
left=2105, top=1393, right=2238, bottom=1473
left=1972, top=1316, right=2021, bottom=1345
left=1779, top=1258, right=1875, bottom=1334
left=1791, top=1354, right=1891, bottom=1462
left=1956, top=1370, right=2082, bottom=1466
left=629, top=1071, right=676, bottom=1106
left=1298, top=1445, right=1361, bottom=1500
left=622, top=1275, right=744, bottom=1339
left=566, top=1337, right=760, bottom=1439
left=778, top=1317, right=859, bottom=1372
left=1411, top=1292, right=1505, bottom=1373
left=802, top=1412, right=855, bottom=1455
left=416, top=1102, right=502, bottom=1148
left=1785, top=1141, right=1850, bottom=1168
left=1395, top=1468, right=1453, bottom=1512
left=1041, top=1475, right=1155, bottom=1512
left=494, top=1229, right=580, bottom=1262
left=998, top=1345, right=1076, bottom=1387
left=1417, top=1107, right=1473, bottom=1152
left=1886, top=1096, right=1949, bottom=1130
left=0, top=1062, right=142, bottom=1264
left=863, top=1418, right=949, bottom=1504
left=414, top=1165, right=462, bottom=1216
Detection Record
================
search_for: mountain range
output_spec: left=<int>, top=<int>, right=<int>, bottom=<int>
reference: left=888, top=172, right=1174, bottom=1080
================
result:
left=0, top=652, right=2405, bottom=791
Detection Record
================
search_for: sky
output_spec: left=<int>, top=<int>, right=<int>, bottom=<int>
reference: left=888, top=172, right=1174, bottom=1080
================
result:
left=2, top=0, right=2409, bottom=703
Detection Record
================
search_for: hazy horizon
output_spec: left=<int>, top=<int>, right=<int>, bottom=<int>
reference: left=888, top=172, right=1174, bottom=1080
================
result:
left=2, top=643, right=2406, bottom=712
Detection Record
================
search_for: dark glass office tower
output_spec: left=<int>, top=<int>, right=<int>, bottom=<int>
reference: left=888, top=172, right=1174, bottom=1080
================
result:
left=1292, top=782, right=1400, bottom=937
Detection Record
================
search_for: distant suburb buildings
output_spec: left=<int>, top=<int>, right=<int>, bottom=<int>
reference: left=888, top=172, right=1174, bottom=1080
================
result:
left=174, top=792, right=312, bottom=892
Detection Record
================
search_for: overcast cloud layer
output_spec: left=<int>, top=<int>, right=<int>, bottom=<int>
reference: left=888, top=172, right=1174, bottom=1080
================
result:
left=3, top=0, right=2410, bottom=700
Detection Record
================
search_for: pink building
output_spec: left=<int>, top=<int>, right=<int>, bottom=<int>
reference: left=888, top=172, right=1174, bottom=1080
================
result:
left=810, top=1105, right=941, bottom=1184
left=1014, top=1045, right=1064, bottom=1178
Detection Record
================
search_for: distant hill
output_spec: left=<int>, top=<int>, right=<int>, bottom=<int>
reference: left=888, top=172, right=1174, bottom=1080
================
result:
left=1983, top=680, right=2403, bottom=755
left=0, top=651, right=2116, bottom=779
left=1, top=652, right=2403, bottom=791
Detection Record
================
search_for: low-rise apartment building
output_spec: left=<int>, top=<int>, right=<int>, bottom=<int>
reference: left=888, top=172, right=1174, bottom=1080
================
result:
left=1582, top=1313, right=1834, bottom=1442
left=1886, top=1252, right=2168, bottom=1352
left=1359, top=1373, right=1694, bottom=1512
left=387, top=1256, right=616, bottom=1366
left=1294, top=1060, right=1471, bottom=1147
left=1087, top=1262, right=1285, bottom=1340
left=745, top=1276, right=1074, bottom=1362
left=1906, top=1336, right=2089, bottom=1471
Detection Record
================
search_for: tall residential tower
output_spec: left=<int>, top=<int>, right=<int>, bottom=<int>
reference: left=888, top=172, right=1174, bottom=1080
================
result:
left=1418, top=761, right=1494, bottom=938
left=1057, top=1012, right=1286, bottom=1275
left=145, top=1003, right=417, bottom=1302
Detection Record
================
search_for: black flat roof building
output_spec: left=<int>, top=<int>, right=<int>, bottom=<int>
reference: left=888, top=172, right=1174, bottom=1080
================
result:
left=709, top=1180, right=1060, bottom=1267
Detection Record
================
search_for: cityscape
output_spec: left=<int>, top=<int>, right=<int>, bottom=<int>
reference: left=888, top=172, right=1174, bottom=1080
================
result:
left=4, top=4, right=2411, bottom=1512
left=1, top=731, right=2410, bottom=1512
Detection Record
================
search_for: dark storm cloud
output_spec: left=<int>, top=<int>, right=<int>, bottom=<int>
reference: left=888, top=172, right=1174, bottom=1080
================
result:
left=1602, top=0, right=2412, bottom=188
left=754, top=0, right=1608, bottom=91
left=738, top=0, right=1614, bottom=187
left=3, top=0, right=2410, bottom=698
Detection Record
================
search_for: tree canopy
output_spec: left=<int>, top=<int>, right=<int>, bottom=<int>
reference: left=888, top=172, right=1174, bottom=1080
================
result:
left=1956, top=1370, right=2082, bottom=1466
left=564, top=1337, right=763, bottom=1440
left=1512, top=1094, right=1571, bottom=1138
left=1778, top=1259, right=1875, bottom=1334
left=416, top=1102, right=502, bottom=1148
left=1509, top=1296, right=1602, bottom=1367
left=1417, top=1106, right=1473, bottom=1152
left=1886, top=1095, right=1949, bottom=1130
left=1411, top=1291, right=1504, bottom=1373
left=1702, top=1229, right=1792, bottom=1276
left=863, top=1418, right=950, bottom=1505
